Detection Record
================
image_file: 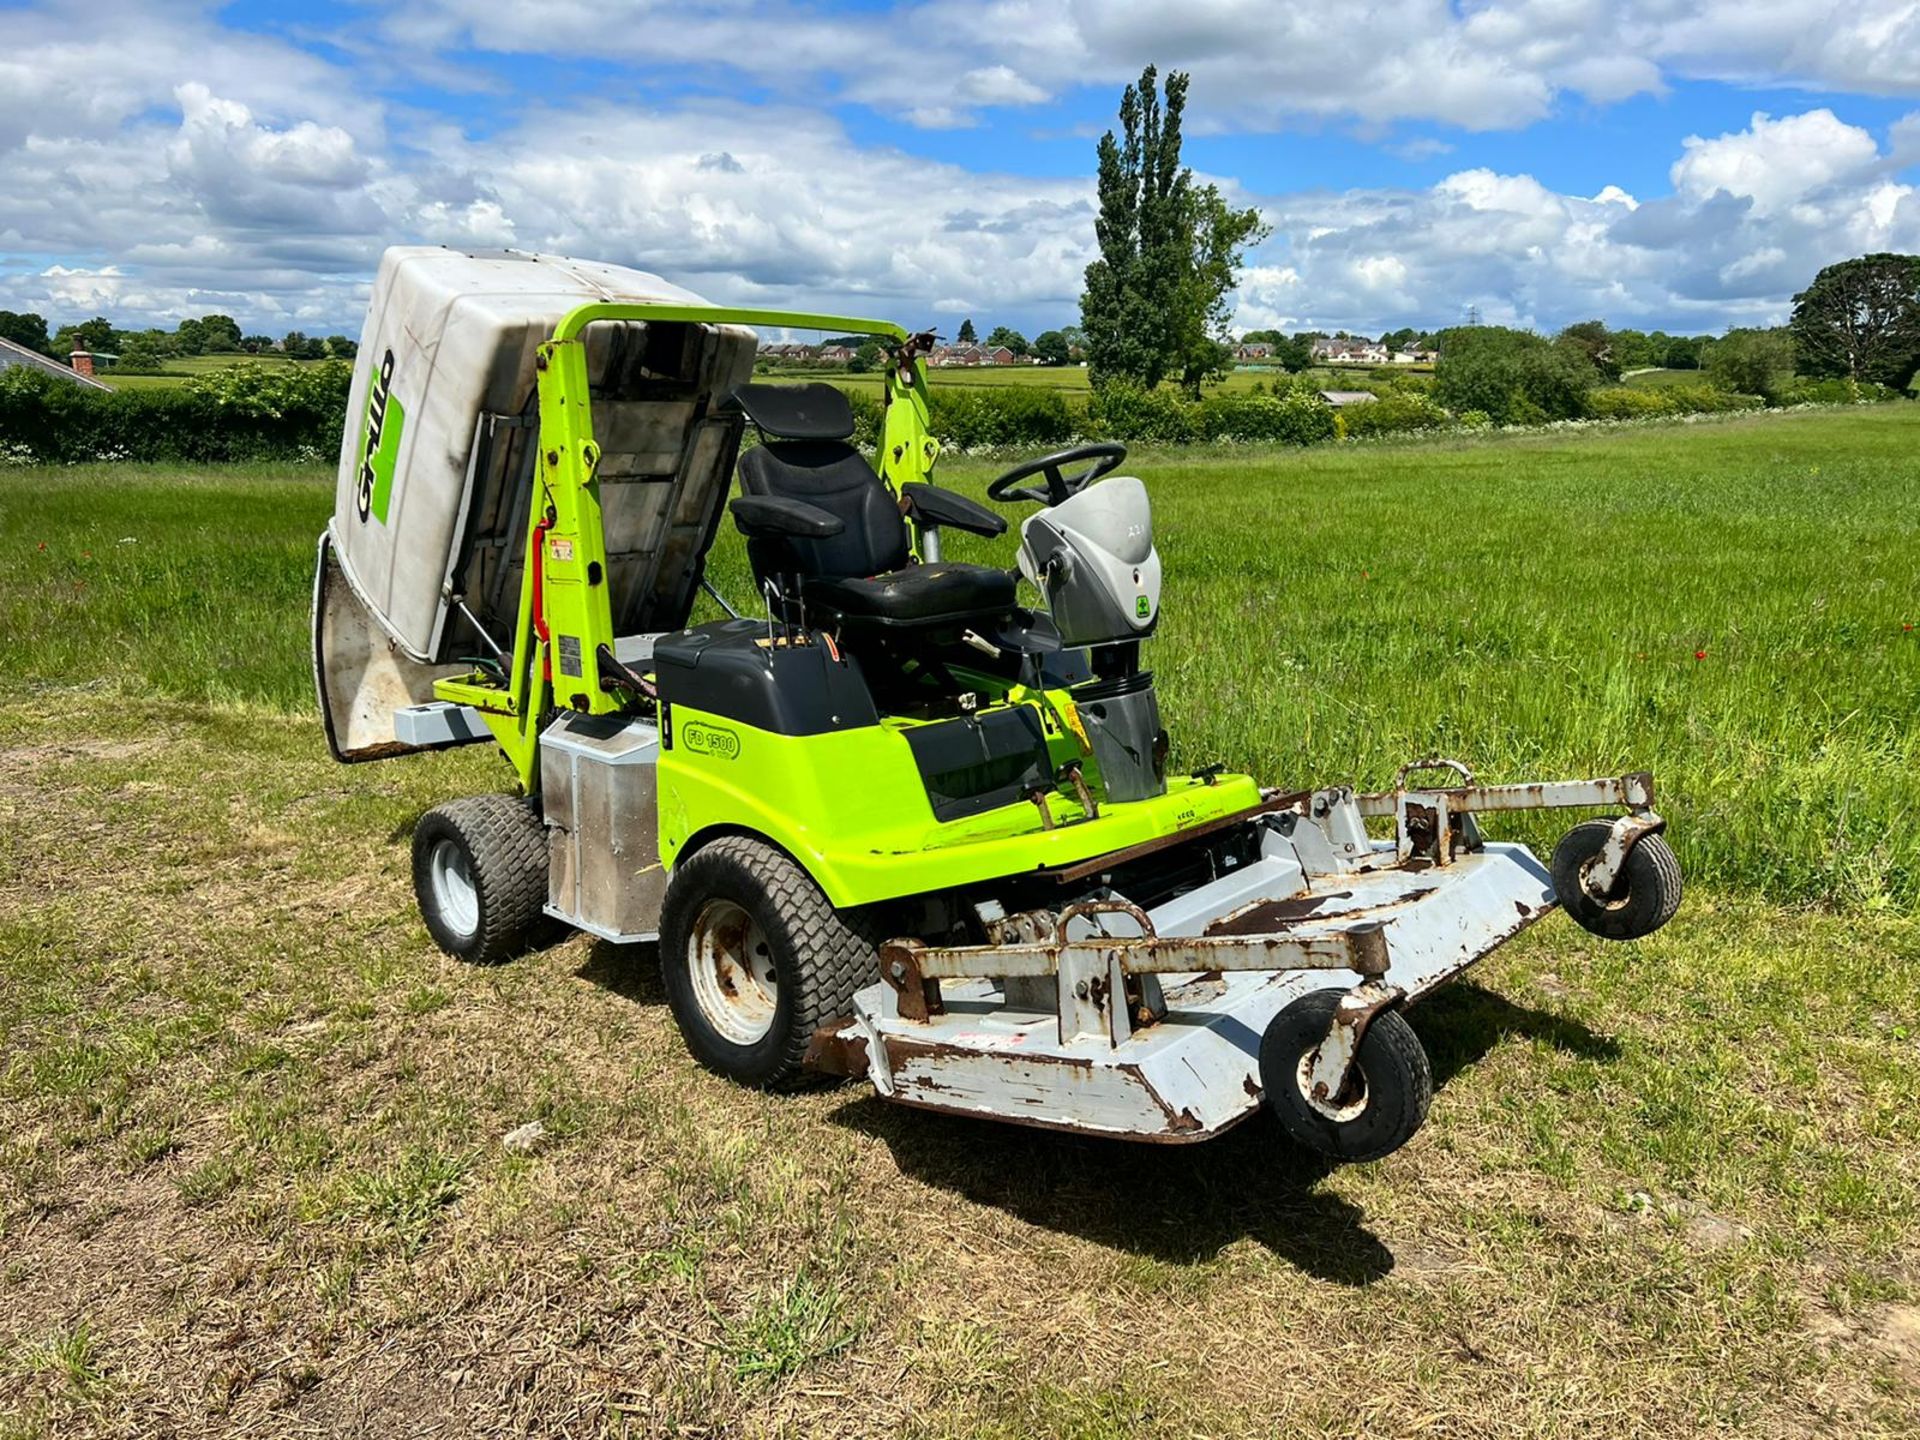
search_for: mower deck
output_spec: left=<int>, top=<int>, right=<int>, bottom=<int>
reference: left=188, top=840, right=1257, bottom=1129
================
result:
left=825, top=839, right=1555, bottom=1141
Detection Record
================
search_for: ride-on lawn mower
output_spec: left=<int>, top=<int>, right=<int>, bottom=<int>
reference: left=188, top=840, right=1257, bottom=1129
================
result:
left=315, top=248, right=1680, bottom=1161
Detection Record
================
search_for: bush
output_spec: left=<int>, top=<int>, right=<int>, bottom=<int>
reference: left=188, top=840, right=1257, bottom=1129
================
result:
left=1660, top=384, right=1762, bottom=415
left=1432, top=326, right=1597, bottom=424
left=1192, top=390, right=1336, bottom=445
left=0, top=361, right=351, bottom=463
left=927, top=386, right=1074, bottom=448
left=1586, top=387, right=1676, bottom=420
left=1706, top=328, right=1795, bottom=402
left=1085, top=381, right=1198, bottom=443
left=1777, top=376, right=1901, bottom=406
left=1338, top=387, right=1451, bottom=438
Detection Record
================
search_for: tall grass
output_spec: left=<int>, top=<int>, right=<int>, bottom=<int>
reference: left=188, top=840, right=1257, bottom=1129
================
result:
left=2, top=406, right=1915, bottom=909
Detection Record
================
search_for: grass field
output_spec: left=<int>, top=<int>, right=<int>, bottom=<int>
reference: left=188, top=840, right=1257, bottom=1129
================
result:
left=2, top=407, right=1918, bottom=1436
left=758, top=362, right=1383, bottom=396
left=1622, top=368, right=1710, bottom=389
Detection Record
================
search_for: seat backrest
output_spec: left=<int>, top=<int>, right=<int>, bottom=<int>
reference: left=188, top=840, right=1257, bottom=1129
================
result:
left=736, top=439, right=910, bottom=586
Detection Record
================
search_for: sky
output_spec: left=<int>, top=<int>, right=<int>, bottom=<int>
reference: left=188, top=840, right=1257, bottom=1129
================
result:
left=2, top=0, right=1918, bottom=343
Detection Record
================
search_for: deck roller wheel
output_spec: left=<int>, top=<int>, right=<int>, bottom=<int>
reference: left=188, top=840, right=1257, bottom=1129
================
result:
left=1552, top=819, right=1682, bottom=941
left=1258, top=989, right=1432, bottom=1162
left=412, top=795, right=552, bottom=965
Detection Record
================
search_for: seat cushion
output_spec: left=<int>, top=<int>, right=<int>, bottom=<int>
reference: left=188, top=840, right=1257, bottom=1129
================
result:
left=806, top=562, right=1016, bottom=626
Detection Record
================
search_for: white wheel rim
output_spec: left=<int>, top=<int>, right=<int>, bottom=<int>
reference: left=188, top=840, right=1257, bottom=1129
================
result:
left=1297, top=1048, right=1371, bottom=1122
left=429, top=838, right=480, bottom=939
left=688, top=899, right=778, bottom=1045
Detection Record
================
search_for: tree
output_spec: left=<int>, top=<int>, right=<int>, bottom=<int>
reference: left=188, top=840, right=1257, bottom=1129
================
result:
left=1380, top=326, right=1418, bottom=353
left=1431, top=325, right=1598, bottom=425
left=847, top=340, right=883, bottom=374
left=174, top=317, right=208, bottom=355
left=985, top=325, right=1029, bottom=356
left=1555, top=320, right=1620, bottom=381
left=1274, top=334, right=1314, bottom=372
left=1663, top=335, right=1705, bottom=370
left=240, top=334, right=274, bottom=353
left=1707, top=327, right=1795, bottom=401
left=55, top=317, right=115, bottom=355
left=112, top=335, right=167, bottom=374
left=324, top=335, right=358, bottom=360
left=199, top=314, right=242, bottom=352
left=1080, top=66, right=1267, bottom=394
left=0, top=310, right=52, bottom=357
left=1032, top=330, right=1071, bottom=365
left=1789, top=253, right=1920, bottom=385
left=1175, top=187, right=1270, bottom=393
left=956, top=317, right=977, bottom=345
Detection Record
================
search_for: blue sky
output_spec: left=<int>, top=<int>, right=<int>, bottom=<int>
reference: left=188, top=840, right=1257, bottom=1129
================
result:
left=2, top=0, right=1917, bottom=340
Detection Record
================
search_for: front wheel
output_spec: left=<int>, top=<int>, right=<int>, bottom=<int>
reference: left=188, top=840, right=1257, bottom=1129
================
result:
left=1552, top=820, right=1682, bottom=941
left=1258, top=990, right=1432, bottom=1162
left=658, top=836, right=880, bottom=1088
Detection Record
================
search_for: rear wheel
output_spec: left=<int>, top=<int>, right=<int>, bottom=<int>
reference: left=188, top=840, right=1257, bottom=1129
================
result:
left=412, top=795, right=550, bottom=965
left=1552, top=819, right=1682, bottom=941
left=1258, top=989, right=1432, bottom=1162
left=659, top=836, right=880, bottom=1088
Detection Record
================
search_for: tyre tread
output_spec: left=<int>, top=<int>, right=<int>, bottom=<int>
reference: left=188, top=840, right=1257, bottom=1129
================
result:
left=660, top=835, right=881, bottom=1087
left=414, top=794, right=549, bottom=965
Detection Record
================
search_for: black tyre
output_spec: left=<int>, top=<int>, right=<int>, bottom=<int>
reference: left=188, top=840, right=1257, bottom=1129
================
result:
left=412, top=795, right=550, bottom=965
left=1258, top=989, right=1433, bottom=1162
left=658, top=836, right=881, bottom=1089
left=1552, top=820, right=1682, bottom=941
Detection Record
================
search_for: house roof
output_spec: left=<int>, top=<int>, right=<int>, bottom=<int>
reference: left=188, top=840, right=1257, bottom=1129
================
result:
left=0, top=335, right=111, bottom=390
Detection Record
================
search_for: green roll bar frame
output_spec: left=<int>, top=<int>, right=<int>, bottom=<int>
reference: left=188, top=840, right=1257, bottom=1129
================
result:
left=432, top=301, right=941, bottom=792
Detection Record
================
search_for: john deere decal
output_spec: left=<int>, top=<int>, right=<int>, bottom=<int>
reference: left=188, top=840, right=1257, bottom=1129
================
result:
left=354, top=348, right=405, bottom=524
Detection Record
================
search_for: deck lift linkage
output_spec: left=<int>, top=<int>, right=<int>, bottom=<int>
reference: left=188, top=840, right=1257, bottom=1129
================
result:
left=315, top=249, right=1681, bottom=1161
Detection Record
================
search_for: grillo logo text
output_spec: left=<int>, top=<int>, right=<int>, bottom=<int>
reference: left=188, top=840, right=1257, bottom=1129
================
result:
left=354, top=348, right=404, bottom=524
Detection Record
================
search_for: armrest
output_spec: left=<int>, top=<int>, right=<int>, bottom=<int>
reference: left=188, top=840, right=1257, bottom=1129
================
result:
left=729, top=495, right=845, bottom=540
left=902, top=483, right=1007, bottom=538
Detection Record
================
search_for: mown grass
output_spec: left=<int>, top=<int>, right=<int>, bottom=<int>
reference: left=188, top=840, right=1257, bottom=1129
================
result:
left=1, top=406, right=1917, bottom=1437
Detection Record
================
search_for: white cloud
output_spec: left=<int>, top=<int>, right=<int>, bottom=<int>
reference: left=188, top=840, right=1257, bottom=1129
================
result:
left=1671, top=109, right=1882, bottom=215
left=1237, top=109, right=1920, bottom=334
left=1, top=2, right=1918, bottom=342
left=371, top=0, right=1920, bottom=132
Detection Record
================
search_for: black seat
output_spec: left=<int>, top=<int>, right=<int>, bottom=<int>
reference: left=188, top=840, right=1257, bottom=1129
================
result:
left=731, top=384, right=1014, bottom=630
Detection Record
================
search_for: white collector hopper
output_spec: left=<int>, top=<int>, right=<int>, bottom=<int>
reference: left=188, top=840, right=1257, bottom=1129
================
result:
left=314, top=247, right=756, bottom=760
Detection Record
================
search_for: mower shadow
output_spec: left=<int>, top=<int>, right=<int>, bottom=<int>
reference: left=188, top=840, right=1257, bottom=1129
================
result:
left=830, top=1097, right=1392, bottom=1285
left=828, top=981, right=1616, bottom=1287
left=576, top=938, right=665, bottom=1004
left=1409, top=980, right=1620, bottom=1087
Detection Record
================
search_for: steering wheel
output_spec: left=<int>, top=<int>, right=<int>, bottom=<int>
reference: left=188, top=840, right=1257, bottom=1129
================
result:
left=986, top=443, right=1129, bottom=507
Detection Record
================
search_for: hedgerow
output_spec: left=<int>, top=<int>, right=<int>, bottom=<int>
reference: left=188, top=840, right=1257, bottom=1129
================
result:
left=0, top=362, right=351, bottom=463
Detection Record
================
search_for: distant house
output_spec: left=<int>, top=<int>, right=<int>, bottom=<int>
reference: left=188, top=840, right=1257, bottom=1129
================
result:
left=1318, top=390, right=1379, bottom=408
left=1391, top=347, right=1437, bottom=364
left=1311, top=338, right=1390, bottom=365
left=816, top=345, right=857, bottom=364
left=1235, top=342, right=1274, bottom=360
left=0, top=336, right=111, bottom=390
left=931, top=343, right=1014, bottom=366
left=756, top=342, right=818, bottom=361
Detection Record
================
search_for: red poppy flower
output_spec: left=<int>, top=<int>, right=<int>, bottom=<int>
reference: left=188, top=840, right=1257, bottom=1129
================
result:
left=1694, top=649, right=1707, bottom=661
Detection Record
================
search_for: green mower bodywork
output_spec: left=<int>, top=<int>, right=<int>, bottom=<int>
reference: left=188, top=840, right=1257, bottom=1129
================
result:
left=418, top=298, right=1256, bottom=911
